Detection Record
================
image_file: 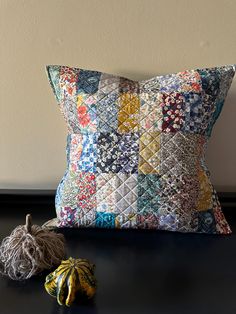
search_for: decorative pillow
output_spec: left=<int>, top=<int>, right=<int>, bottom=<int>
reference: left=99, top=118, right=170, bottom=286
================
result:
left=46, top=63, right=235, bottom=234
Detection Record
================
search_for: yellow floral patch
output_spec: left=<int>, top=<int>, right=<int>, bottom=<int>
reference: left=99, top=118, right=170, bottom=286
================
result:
left=77, top=94, right=84, bottom=107
left=197, top=169, right=213, bottom=211
left=118, top=93, right=140, bottom=133
left=138, top=132, right=161, bottom=174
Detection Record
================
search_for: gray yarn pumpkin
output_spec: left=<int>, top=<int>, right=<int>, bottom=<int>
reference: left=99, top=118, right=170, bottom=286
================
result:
left=0, top=214, right=66, bottom=280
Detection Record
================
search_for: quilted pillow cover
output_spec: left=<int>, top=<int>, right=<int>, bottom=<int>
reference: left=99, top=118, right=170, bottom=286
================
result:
left=46, top=63, right=235, bottom=234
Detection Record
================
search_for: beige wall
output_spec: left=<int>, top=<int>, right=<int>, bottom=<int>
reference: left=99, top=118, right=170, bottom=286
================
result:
left=1, top=0, right=236, bottom=191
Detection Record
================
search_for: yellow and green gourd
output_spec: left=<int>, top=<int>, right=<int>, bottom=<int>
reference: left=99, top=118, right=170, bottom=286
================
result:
left=44, top=257, right=97, bottom=306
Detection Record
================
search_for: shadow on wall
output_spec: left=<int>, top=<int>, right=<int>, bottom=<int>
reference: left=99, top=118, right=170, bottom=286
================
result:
left=206, top=87, right=236, bottom=192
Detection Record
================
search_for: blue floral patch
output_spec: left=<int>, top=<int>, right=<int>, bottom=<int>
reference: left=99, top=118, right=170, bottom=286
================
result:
left=197, top=68, right=221, bottom=101
left=183, top=92, right=203, bottom=133
left=159, top=74, right=182, bottom=93
left=95, top=212, right=116, bottom=228
left=159, top=213, right=178, bottom=231
left=79, top=133, right=98, bottom=172
left=97, top=132, right=139, bottom=173
left=197, top=209, right=216, bottom=233
left=118, top=133, right=139, bottom=173
left=77, top=70, right=101, bottom=94
left=96, top=93, right=118, bottom=132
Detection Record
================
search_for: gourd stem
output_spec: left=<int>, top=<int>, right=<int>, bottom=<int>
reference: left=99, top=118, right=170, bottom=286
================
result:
left=25, top=214, right=32, bottom=233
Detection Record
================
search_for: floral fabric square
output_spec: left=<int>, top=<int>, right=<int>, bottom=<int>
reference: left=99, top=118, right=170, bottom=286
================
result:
left=95, top=212, right=116, bottom=228
left=46, top=63, right=235, bottom=234
left=96, top=173, right=138, bottom=228
left=96, top=173, right=117, bottom=213
left=139, top=132, right=161, bottom=174
left=118, top=133, right=139, bottom=173
left=97, top=132, right=120, bottom=173
left=137, top=174, right=161, bottom=214
left=117, top=92, right=140, bottom=133
left=56, top=170, right=96, bottom=227
left=159, top=132, right=200, bottom=176
left=183, top=92, right=204, bottom=133
left=161, top=92, right=185, bottom=133
left=139, top=92, right=163, bottom=133
left=79, top=133, right=98, bottom=173
left=97, top=132, right=139, bottom=173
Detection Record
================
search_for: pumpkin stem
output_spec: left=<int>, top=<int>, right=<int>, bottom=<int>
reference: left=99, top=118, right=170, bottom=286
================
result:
left=25, top=214, right=32, bottom=233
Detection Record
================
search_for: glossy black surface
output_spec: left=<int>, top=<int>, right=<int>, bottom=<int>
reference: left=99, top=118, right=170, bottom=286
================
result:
left=1, top=205, right=236, bottom=314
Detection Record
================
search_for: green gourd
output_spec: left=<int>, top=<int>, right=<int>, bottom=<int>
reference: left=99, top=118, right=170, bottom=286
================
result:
left=44, top=257, right=96, bottom=306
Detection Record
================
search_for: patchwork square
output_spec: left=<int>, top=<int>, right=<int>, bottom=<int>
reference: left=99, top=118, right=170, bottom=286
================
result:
left=95, top=212, right=116, bottom=228
left=118, top=132, right=139, bottom=173
left=137, top=213, right=159, bottom=229
left=79, top=133, right=98, bottom=172
left=96, top=173, right=116, bottom=213
left=197, top=209, right=217, bottom=233
left=159, top=132, right=200, bottom=176
left=139, top=92, right=163, bottom=132
left=77, top=69, right=101, bottom=94
left=161, top=92, right=185, bottom=133
left=96, top=73, right=120, bottom=132
left=117, top=92, right=140, bottom=133
left=96, top=92, right=118, bottom=132
left=56, top=170, right=96, bottom=228
left=97, top=132, right=139, bottom=173
left=139, top=132, right=161, bottom=174
left=97, top=132, right=120, bottom=173
left=158, top=173, right=200, bottom=232
left=46, top=63, right=235, bottom=234
left=96, top=173, right=138, bottom=228
left=137, top=174, right=161, bottom=214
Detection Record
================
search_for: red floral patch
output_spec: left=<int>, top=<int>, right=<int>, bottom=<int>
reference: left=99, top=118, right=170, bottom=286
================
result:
left=76, top=172, right=96, bottom=210
left=161, top=92, right=185, bottom=132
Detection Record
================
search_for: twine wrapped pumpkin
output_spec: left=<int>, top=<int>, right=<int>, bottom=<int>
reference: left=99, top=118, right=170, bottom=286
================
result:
left=45, top=257, right=97, bottom=306
left=0, top=214, right=66, bottom=280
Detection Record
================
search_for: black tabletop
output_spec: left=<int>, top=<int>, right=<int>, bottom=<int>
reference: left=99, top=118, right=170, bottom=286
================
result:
left=1, top=206, right=236, bottom=314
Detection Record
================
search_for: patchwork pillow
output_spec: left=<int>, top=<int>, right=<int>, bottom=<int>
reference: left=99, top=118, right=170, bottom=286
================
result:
left=46, top=63, right=235, bottom=234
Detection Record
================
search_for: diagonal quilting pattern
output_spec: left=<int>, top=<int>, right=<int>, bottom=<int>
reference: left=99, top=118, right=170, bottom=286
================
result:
left=138, top=130, right=201, bottom=230
left=137, top=174, right=161, bottom=215
left=96, top=173, right=116, bottom=213
left=97, top=132, right=121, bottom=173
left=161, top=92, right=186, bottom=133
left=96, top=173, right=138, bottom=228
left=138, top=131, right=161, bottom=174
left=139, top=91, right=163, bottom=133
left=96, top=92, right=118, bottom=132
left=156, top=132, right=203, bottom=231
left=77, top=69, right=101, bottom=94
left=117, top=92, right=140, bottom=133
left=159, top=132, right=200, bottom=177
left=95, top=74, right=121, bottom=132
left=114, top=174, right=138, bottom=228
left=97, top=131, right=139, bottom=173
left=157, top=174, right=200, bottom=232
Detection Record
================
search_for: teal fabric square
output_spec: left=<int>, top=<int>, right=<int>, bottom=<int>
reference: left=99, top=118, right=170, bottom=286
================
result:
left=137, top=174, right=161, bottom=214
left=95, top=212, right=116, bottom=228
left=197, top=209, right=216, bottom=233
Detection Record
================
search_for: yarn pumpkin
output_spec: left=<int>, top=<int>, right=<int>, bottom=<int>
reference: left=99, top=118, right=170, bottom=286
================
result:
left=44, top=257, right=97, bottom=306
left=0, top=214, right=66, bottom=280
